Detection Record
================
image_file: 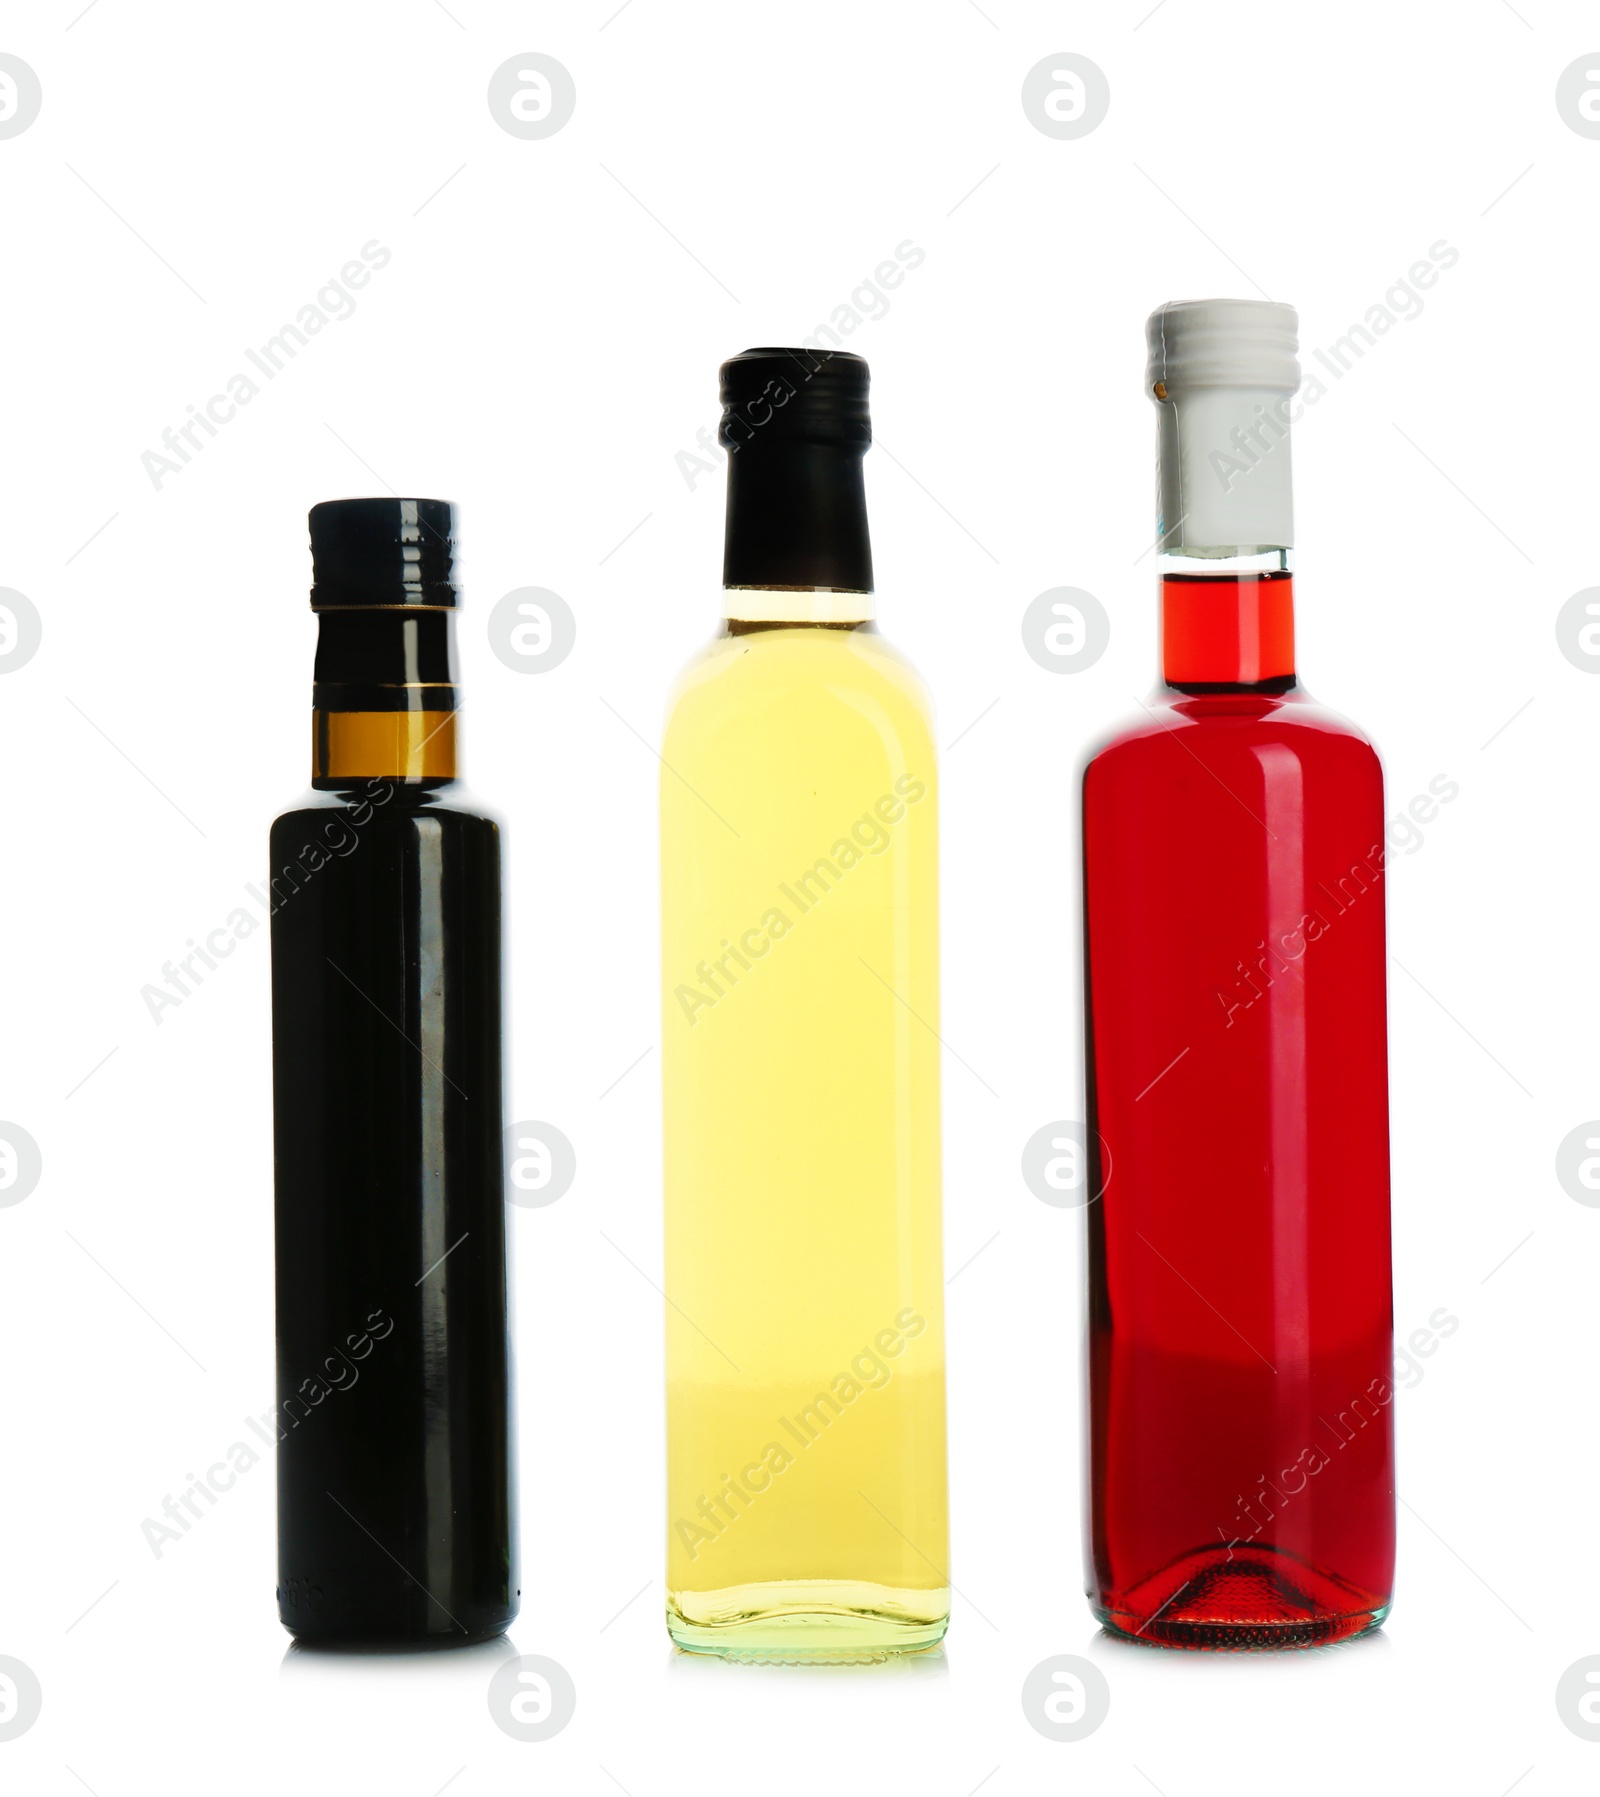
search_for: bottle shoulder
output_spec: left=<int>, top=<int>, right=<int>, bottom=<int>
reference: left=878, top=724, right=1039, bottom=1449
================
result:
left=1084, top=687, right=1379, bottom=784
left=272, top=782, right=502, bottom=841
left=662, top=624, right=936, bottom=752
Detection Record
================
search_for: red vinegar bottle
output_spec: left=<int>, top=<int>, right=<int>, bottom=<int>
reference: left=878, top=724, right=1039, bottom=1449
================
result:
left=1082, top=300, right=1395, bottom=1647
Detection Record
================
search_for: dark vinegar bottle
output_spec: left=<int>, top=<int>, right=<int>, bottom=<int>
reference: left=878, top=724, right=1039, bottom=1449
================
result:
left=1082, top=302, right=1395, bottom=1647
left=271, top=497, right=515, bottom=1645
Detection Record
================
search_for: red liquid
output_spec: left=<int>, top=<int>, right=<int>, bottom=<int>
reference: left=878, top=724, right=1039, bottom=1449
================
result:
left=1082, top=574, right=1395, bottom=1648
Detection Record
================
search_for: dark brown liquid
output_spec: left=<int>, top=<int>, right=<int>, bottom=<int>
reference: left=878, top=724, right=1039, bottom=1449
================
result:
left=270, top=783, right=514, bottom=1644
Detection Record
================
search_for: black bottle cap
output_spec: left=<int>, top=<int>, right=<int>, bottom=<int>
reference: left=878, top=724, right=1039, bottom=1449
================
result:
left=719, top=348, right=871, bottom=449
left=309, top=497, right=458, bottom=609
left=719, top=349, right=874, bottom=592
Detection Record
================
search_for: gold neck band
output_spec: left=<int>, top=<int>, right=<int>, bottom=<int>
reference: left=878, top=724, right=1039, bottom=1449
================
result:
left=314, top=710, right=457, bottom=781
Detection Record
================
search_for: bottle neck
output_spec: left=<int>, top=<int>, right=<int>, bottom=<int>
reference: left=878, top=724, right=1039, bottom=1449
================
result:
left=1159, top=549, right=1295, bottom=693
left=722, top=587, right=875, bottom=627
left=311, top=607, right=459, bottom=787
left=723, top=439, right=873, bottom=594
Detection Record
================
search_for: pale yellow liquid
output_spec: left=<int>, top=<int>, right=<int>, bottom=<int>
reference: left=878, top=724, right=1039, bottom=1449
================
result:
left=661, top=620, right=949, bottom=1662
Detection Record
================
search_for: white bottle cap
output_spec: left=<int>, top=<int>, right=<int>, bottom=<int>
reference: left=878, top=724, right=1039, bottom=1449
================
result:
left=1146, top=299, right=1301, bottom=553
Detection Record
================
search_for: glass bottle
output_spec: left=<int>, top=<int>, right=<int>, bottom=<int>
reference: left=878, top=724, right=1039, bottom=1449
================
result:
left=661, top=350, right=949, bottom=1662
left=271, top=497, right=515, bottom=1644
left=1082, top=303, right=1396, bottom=1647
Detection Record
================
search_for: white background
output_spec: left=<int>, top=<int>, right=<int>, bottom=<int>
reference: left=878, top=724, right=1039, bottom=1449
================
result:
left=0, top=1, right=1590, bottom=1792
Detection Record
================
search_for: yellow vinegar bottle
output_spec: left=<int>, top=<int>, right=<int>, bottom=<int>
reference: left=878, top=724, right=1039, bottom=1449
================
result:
left=661, top=349, right=949, bottom=1663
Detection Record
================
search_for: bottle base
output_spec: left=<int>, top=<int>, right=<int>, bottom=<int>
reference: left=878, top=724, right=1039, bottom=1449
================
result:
left=283, top=1627, right=514, bottom=1650
left=1093, top=1545, right=1390, bottom=1651
left=280, top=1607, right=517, bottom=1650
left=667, top=1580, right=949, bottom=1665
